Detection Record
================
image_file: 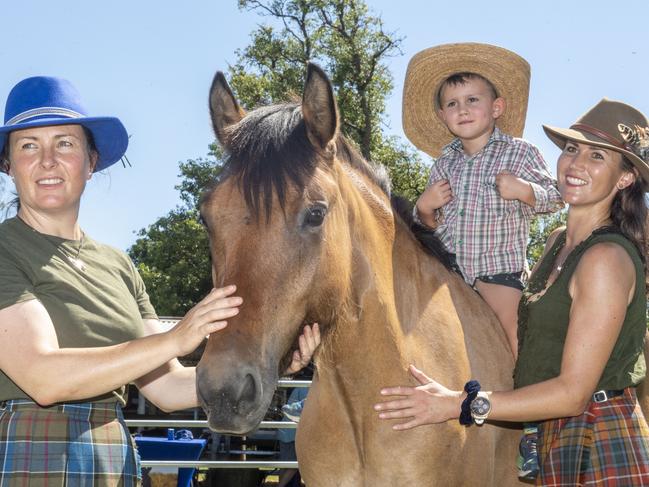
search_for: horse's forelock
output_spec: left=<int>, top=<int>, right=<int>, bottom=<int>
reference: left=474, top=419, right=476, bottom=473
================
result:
left=208, top=101, right=450, bottom=271
left=219, top=103, right=320, bottom=220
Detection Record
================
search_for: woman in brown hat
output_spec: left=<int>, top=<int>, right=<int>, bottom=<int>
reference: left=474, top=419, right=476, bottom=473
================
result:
left=376, top=99, right=649, bottom=485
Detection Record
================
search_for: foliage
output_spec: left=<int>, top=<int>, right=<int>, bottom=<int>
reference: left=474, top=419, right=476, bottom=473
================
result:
left=130, top=0, right=433, bottom=314
left=372, top=135, right=429, bottom=201
left=527, top=210, right=567, bottom=269
left=131, top=0, right=561, bottom=313
left=129, top=209, right=212, bottom=316
left=127, top=157, right=223, bottom=315
left=231, top=0, right=429, bottom=198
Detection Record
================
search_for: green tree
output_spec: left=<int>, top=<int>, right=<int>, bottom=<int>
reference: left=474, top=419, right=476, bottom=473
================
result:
left=130, top=0, right=432, bottom=314
left=127, top=153, right=223, bottom=315
left=232, top=0, right=429, bottom=196
left=527, top=210, right=567, bottom=269
left=129, top=209, right=211, bottom=316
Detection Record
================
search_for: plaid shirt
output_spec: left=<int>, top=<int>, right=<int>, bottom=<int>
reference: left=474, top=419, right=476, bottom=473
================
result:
left=427, top=127, right=563, bottom=284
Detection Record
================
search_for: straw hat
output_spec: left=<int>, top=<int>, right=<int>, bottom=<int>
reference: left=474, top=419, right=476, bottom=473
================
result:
left=0, top=76, right=128, bottom=173
left=543, top=98, right=649, bottom=189
left=402, top=43, right=531, bottom=158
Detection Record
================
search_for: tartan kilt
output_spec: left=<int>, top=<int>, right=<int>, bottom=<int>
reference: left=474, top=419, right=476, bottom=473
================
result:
left=537, top=387, right=649, bottom=486
left=0, top=399, right=140, bottom=486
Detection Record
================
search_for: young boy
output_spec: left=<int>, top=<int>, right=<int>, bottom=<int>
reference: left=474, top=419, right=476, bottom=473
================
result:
left=402, top=43, right=563, bottom=480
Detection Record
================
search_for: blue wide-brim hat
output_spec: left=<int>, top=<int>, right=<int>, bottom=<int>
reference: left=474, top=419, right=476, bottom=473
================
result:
left=0, top=76, right=128, bottom=172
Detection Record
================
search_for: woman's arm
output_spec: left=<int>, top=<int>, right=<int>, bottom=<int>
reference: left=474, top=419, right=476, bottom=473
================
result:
left=0, top=286, right=241, bottom=406
left=375, top=242, right=636, bottom=428
left=135, top=322, right=321, bottom=412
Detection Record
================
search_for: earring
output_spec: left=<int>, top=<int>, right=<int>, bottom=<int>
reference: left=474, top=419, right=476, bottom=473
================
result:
left=616, top=182, right=625, bottom=190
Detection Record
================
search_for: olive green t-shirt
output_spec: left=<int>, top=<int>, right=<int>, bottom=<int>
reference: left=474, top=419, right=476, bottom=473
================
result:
left=514, top=228, right=647, bottom=390
left=0, top=217, right=157, bottom=404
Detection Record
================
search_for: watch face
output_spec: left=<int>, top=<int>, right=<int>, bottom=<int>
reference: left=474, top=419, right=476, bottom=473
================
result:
left=471, top=397, right=490, bottom=416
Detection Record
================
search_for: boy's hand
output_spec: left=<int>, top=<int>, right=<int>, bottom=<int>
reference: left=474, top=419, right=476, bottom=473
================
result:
left=418, top=179, right=452, bottom=212
left=415, top=180, right=452, bottom=227
left=495, top=171, right=535, bottom=206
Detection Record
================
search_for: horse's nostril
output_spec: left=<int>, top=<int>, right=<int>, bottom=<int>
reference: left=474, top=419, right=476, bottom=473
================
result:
left=239, top=373, right=257, bottom=407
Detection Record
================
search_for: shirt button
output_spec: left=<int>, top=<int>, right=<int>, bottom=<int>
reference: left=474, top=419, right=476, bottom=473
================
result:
left=464, top=183, right=469, bottom=190
left=459, top=209, right=465, bottom=216
left=458, top=239, right=464, bottom=246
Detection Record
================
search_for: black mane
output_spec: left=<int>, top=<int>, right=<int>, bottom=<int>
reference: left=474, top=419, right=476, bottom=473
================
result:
left=206, top=100, right=453, bottom=271
left=391, top=196, right=454, bottom=271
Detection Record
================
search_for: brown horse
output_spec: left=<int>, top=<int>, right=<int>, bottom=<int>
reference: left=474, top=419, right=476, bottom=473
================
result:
left=196, top=63, right=522, bottom=486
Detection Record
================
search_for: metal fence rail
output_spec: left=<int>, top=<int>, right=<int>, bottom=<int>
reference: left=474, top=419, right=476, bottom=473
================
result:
left=126, top=419, right=297, bottom=429
left=129, top=376, right=310, bottom=471
left=140, top=460, right=298, bottom=468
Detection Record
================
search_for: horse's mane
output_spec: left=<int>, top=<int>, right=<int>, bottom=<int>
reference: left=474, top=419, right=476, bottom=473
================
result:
left=209, top=100, right=453, bottom=270
left=391, top=196, right=454, bottom=270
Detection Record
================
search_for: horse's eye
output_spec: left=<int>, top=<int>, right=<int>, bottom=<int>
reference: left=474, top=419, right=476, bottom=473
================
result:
left=304, top=205, right=327, bottom=227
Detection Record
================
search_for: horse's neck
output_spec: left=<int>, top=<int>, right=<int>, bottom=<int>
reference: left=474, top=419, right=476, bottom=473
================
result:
left=316, top=216, right=511, bottom=396
left=318, top=216, right=462, bottom=380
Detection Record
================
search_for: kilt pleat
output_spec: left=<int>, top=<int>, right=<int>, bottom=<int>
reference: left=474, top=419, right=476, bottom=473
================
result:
left=537, top=388, right=649, bottom=486
left=0, top=400, right=140, bottom=486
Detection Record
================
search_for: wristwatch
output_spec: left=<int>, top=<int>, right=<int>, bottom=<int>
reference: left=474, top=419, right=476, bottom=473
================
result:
left=470, top=391, right=491, bottom=425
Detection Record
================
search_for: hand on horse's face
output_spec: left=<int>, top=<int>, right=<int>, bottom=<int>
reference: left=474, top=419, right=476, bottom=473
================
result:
left=374, top=365, right=463, bottom=430
left=169, top=285, right=242, bottom=357
left=284, top=323, right=321, bottom=375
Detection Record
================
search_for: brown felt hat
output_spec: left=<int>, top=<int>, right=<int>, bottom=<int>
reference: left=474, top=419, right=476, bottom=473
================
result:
left=402, top=43, right=531, bottom=158
left=543, top=99, right=649, bottom=189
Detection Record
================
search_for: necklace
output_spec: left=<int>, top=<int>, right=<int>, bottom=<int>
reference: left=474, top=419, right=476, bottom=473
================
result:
left=552, top=224, right=614, bottom=274
left=554, top=257, right=566, bottom=273
left=16, top=216, right=87, bottom=272
left=62, top=234, right=86, bottom=272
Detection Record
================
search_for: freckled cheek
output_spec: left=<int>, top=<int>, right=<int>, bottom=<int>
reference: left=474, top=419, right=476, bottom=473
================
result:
left=556, top=157, right=570, bottom=177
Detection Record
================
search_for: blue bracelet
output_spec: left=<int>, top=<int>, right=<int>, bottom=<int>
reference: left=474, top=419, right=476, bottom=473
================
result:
left=459, top=380, right=481, bottom=426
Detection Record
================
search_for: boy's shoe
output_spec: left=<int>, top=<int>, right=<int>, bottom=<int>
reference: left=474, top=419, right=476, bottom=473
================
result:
left=517, top=428, right=540, bottom=480
left=281, top=399, right=304, bottom=423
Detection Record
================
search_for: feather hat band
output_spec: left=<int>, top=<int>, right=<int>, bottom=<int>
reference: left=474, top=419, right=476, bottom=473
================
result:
left=543, top=98, right=649, bottom=189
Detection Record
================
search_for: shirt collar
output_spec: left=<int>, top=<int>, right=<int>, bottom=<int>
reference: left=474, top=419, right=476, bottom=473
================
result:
left=443, top=126, right=512, bottom=155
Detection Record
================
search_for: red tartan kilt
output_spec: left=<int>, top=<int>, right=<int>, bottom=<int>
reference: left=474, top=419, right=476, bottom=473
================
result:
left=538, top=388, right=649, bottom=486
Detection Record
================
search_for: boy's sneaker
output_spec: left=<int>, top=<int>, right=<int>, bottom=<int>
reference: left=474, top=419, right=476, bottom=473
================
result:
left=517, top=427, right=540, bottom=480
left=281, top=399, right=304, bottom=423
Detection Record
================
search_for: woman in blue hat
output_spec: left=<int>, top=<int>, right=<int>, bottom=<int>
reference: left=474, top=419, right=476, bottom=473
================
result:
left=0, top=76, right=320, bottom=485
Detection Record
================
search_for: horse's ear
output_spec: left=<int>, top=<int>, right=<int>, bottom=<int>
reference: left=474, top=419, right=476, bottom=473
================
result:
left=209, top=71, right=246, bottom=146
left=302, top=63, right=339, bottom=151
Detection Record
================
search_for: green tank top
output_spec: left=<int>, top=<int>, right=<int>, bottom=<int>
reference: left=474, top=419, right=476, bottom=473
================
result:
left=514, top=227, right=647, bottom=390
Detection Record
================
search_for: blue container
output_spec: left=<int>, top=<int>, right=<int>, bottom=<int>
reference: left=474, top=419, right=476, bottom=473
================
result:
left=135, top=436, right=207, bottom=487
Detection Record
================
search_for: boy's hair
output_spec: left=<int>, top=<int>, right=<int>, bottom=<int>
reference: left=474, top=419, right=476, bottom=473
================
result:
left=436, top=72, right=499, bottom=108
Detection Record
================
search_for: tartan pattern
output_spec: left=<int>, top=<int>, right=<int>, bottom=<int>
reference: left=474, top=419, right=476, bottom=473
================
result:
left=427, top=127, right=562, bottom=284
left=0, top=400, right=140, bottom=486
left=537, top=388, right=649, bottom=486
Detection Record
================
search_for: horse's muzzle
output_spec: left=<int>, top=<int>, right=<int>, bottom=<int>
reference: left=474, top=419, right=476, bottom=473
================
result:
left=196, top=364, right=273, bottom=434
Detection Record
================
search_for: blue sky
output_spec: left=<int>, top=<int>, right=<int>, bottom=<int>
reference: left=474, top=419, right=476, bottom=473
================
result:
left=1, top=1, right=648, bottom=251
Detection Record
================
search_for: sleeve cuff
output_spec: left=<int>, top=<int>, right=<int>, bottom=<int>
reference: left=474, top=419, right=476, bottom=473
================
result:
left=528, top=181, right=562, bottom=214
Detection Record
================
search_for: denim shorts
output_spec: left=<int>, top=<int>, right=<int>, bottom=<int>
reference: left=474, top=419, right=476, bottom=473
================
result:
left=447, top=254, right=525, bottom=291
left=475, top=271, right=525, bottom=291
